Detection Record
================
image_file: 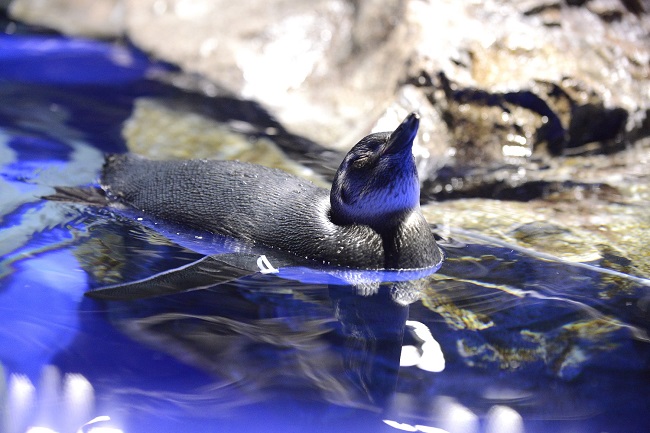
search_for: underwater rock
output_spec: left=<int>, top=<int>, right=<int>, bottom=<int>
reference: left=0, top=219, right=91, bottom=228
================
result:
left=454, top=316, right=634, bottom=380
left=122, top=98, right=328, bottom=186
left=422, top=179, right=650, bottom=279
left=420, top=238, right=649, bottom=381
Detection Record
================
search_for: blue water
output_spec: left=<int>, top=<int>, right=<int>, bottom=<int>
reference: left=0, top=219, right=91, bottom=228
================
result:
left=1, top=33, right=649, bottom=433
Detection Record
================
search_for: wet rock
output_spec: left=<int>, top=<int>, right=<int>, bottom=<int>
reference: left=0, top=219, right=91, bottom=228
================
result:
left=421, top=141, right=650, bottom=276
left=418, top=77, right=647, bottom=202
left=10, top=0, right=649, bottom=161
left=8, top=0, right=123, bottom=38
left=405, top=58, right=641, bottom=182
left=122, top=97, right=331, bottom=187
left=372, top=84, right=455, bottom=175
left=397, top=0, right=648, bottom=165
left=118, top=0, right=412, bottom=150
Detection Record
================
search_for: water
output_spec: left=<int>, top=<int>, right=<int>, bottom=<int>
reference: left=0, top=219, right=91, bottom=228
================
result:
left=1, top=34, right=649, bottom=433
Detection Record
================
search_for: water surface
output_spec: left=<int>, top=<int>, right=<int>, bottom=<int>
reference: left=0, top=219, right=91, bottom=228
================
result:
left=1, top=34, right=649, bottom=433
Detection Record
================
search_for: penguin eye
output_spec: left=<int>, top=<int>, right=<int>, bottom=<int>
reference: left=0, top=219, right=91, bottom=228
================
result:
left=352, top=157, right=368, bottom=169
left=351, top=154, right=376, bottom=169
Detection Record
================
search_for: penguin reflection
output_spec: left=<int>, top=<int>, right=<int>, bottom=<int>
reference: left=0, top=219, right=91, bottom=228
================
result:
left=97, top=277, right=420, bottom=411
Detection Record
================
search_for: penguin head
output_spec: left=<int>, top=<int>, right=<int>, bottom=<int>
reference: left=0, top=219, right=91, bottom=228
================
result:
left=330, top=112, right=421, bottom=230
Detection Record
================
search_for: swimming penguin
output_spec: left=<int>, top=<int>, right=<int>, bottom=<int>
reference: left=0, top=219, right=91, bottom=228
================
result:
left=78, top=113, right=442, bottom=271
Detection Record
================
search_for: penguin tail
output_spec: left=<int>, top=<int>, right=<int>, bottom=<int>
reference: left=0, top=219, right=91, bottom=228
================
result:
left=42, top=186, right=110, bottom=206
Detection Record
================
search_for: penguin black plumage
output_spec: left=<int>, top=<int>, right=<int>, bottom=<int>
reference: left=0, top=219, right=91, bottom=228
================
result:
left=96, top=113, right=442, bottom=270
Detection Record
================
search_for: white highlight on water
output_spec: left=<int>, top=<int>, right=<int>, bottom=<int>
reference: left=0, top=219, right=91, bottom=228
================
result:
left=257, top=255, right=279, bottom=274
left=400, top=321, right=445, bottom=373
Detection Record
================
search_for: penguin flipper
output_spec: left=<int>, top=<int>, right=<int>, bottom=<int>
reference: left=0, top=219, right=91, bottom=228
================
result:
left=86, top=254, right=261, bottom=301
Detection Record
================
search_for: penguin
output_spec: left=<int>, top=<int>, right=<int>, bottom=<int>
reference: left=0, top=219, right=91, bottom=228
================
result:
left=96, top=112, right=442, bottom=272
left=48, top=112, right=443, bottom=280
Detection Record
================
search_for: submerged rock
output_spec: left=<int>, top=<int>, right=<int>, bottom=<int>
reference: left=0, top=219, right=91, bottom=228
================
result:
left=122, top=97, right=329, bottom=186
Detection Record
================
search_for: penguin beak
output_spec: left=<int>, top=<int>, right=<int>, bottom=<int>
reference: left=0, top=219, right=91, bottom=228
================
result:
left=383, top=112, right=420, bottom=155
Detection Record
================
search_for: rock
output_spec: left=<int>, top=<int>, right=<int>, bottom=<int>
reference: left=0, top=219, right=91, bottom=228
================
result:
left=7, top=0, right=650, bottom=161
left=120, top=0, right=413, bottom=150
left=6, top=2, right=650, bottom=278
left=122, top=97, right=329, bottom=186
left=421, top=140, right=650, bottom=277
left=8, top=0, right=123, bottom=38
left=402, top=0, right=649, bottom=166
